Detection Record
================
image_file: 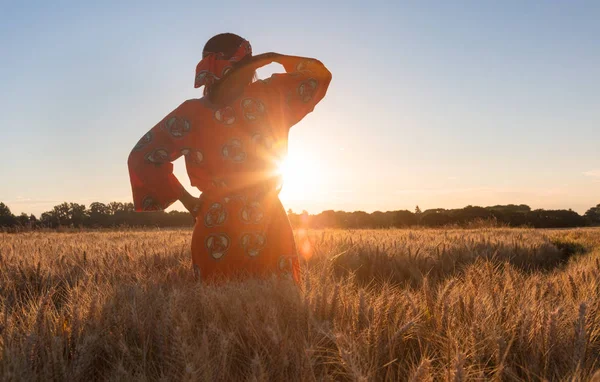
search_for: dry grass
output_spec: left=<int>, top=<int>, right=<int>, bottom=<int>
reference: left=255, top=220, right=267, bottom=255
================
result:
left=1, top=228, right=600, bottom=381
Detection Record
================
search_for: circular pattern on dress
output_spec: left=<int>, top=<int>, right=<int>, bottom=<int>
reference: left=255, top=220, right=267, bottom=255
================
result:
left=145, top=148, right=170, bottom=164
left=221, top=139, right=246, bottom=162
left=222, top=66, right=233, bottom=77
left=142, top=196, right=161, bottom=211
left=241, top=233, right=266, bottom=257
left=240, top=201, right=264, bottom=224
left=164, top=116, right=191, bottom=138
left=206, top=233, right=230, bottom=260
left=193, top=264, right=201, bottom=280
left=204, top=202, right=227, bottom=227
left=192, top=150, right=204, bottom=165
left=298, top=79, right=318, bottom=103
left=181, top=148, right=203, bottom=166
left=214, top=106, right=236, bottom=125
left=133, top=132, right=152, bottom=151
left=241, top=98, right=266, bottom=122
left=211, top=179, right=228, bottom=188
left=195, top=70, right=218, bottom=88
left=239, top=40, right=252, bottom=56
left=296, top=59, right=315, bottom=72
left=278, top=255, right=294, bottom=274
left=251, top=133, right=274, bottom=151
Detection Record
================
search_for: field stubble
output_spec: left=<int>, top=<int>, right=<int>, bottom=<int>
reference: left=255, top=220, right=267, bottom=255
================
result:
left=1, top=228, right=600, bottom=381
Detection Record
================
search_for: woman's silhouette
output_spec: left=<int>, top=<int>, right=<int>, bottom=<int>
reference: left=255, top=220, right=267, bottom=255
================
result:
left=128, top=33, right=332, bottom=283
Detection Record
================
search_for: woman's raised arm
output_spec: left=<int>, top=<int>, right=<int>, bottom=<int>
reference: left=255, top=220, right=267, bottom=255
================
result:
left=127, top=101, right=195, bottom=212
left=265, top=54, right=332, bottom=127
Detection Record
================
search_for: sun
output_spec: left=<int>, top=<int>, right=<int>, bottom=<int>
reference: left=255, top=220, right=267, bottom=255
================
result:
left=276, top=157, right=297, bottom=187
left=276, top=152, right=323, bottom=201
left=276, top=158, right=292, bottom=184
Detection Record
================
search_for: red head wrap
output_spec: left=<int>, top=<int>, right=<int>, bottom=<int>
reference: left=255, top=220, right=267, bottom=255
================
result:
left=194, top=39, right=252, bottom=95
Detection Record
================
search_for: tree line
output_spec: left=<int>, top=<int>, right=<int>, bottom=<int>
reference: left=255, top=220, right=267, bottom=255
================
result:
left=0, top=201, right=599, bottom=230
left=0, top=202, right=193, bottom=229
left=288, top=204, right=600, bottom=229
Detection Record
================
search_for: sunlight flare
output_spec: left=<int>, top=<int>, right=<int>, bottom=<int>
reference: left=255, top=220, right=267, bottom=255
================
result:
left=276, top=151, right=324, bottom=202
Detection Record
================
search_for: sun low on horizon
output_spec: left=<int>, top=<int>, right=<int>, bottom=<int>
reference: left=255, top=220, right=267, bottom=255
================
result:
left=276, top=149, right=326, bottom=208
left=170, top=136, right=331, bottom=214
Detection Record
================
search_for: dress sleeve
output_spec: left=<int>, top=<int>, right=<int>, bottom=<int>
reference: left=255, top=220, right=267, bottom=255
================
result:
left=266, top=56, right=332, bottom=127
left=127, top=101, right=193, bottom=212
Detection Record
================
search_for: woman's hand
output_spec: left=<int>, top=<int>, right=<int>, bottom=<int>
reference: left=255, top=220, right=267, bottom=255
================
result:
left=180, top=191, right=203, bottom=218
left=251, top=52, right=282, bottom=63
left=210, top=53, right=283, bottom=103
left=238, top=52, right=283, bottom=71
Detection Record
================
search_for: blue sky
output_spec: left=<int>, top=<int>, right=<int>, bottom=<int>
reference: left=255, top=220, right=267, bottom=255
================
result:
left=1, top=1, right=599, bottom=216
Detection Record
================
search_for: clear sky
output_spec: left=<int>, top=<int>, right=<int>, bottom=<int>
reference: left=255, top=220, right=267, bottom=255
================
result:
left=1, top=0, right=599, bottom=216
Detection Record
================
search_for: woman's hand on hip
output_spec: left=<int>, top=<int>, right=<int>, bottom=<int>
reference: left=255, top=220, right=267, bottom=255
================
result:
left=180, top=191, right=203, bottom=218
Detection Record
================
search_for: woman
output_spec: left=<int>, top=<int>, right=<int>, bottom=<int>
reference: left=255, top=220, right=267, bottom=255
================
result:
left=128, top=33, right=332, bottom=283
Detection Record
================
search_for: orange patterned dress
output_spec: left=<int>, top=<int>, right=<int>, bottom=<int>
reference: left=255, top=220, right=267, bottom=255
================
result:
left=128, top=54, right=331, bottom=283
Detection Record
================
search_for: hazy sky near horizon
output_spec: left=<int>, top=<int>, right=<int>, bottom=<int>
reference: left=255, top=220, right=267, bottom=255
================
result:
left=1, top=0, right=599, bottom=216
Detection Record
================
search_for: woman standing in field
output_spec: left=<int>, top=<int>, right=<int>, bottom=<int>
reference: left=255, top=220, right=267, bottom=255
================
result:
left=127, top=33, right=332, bottom=283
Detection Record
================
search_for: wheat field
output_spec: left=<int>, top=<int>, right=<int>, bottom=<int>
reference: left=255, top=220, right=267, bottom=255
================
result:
left=1, top=228, right=600, bottom=381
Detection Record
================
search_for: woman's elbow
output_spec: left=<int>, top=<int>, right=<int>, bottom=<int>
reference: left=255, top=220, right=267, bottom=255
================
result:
left=319, top=66, right=332, bottom=93
left=317, top=61, right=332, bottom=82
left=127, top=151, right=140, bottom=174
left=324, top=69, right=332, bottom=87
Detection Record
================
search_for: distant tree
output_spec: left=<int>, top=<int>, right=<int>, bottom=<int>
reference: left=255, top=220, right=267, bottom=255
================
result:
left=89, top=202, right=109, bottom=216
left=108, top=202, right=125, bottom=215
left=7, top=201, right=597, bottom=230
left=420, top=209, right=451, bottom=227
left=40, top=212, right=57, bottom=227
left=0, top=202, right=17, bottom=227
left=29, top=214, right=38, bottom=228
left=392, top=210, right=417, bottom=227
left=452, top=205, right=492, bottom=225
left=350, top=211, right=371, bottom=228
left=527, top=209, right=588, bottom=228
left=370, top=211, right=397, bottom=228
left=0, top=202, right=11, bottom=216
left=52, top=203, right=71, bottom=226
left=15, top=213, right=30, bottom=226
left=487, top=204, right=531, bottom=214
left=40, top=202, right=87, bottom=227
left=318, top=210, right=339, bottom=228
left=122, top=203, right=135, bottom=213
left=584, top=204, right=600, bottom=225
left=88, top=202, right=110, bottom=227
left=69, top=203, right=87, bottom=227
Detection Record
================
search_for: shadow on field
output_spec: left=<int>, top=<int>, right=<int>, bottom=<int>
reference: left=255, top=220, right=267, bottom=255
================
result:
left=305, top=231, right=592, bottom=289
left=550, top=238, right=588, bottom=259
